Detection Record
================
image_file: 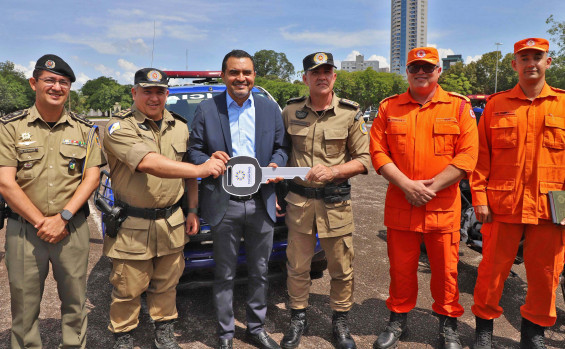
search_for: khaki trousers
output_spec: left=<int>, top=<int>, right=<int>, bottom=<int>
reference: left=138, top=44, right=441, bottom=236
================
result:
left=286, top=231, right=354, bottom=312
left=108, top=251, right=184, bottom=333
left=5, top=212, right=90, bottom=349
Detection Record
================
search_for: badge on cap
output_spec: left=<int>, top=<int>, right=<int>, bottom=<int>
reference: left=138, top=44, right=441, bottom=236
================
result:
left=527, top=39, right=535, bottom=46
left=416, top=50, right=426, bottom=58
left=147, top=70, right=162, bottom=82
left=45, top=60, right=56, bottom=69
left=314, top=53, right=328, bottom=64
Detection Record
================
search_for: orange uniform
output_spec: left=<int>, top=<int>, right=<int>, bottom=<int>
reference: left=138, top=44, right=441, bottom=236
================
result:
left=370, top=85, right=478, bottom=316
left=471, top=83, right=565, bottom=326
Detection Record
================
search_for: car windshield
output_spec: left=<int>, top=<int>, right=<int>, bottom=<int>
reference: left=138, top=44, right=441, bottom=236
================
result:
left=166, top=90, right=271, bottom=130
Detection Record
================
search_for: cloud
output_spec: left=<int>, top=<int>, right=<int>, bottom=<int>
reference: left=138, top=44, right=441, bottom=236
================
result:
left=165, top=25, right=208, bottom=41
left=117, top=59, right=139, bottom=72
left=52, top=33, right=149, bottom=55
left=428, top=44, right=455, bottom=59
left=280, top=27, right=388, bottom=48
left=465, top=55, right=482, bottom=64
left=367, top=55, right=389, bottom=68
left=93, top=63, right=115, bottom=76
left=107, top=22, right=163, bottom=39
left=74, top=72, right=91, bottom=88
left=344, top=50, right=362, bottom=61
left=14, top=61, right=35, bottom=78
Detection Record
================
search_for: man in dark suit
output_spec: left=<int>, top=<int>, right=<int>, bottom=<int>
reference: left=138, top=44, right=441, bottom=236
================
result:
left=188, top=49, right=289, bottom=349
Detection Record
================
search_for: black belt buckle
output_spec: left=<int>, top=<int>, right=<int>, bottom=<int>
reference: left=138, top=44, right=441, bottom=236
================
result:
left=230, top=194, right=255, bottom=201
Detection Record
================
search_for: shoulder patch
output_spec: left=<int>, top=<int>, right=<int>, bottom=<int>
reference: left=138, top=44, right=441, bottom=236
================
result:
left=447, top=92, right=470, bottom=102
left=286, top=96, right=307, bottom=105
left=169, top=110, right=187, bottom=124
left=379, top=94, right=399, bottom=105
left=354, top=111, right=363, bottom=121
left=113, top=108, right=133, bottom=119
left=339, top=98, right=360, bottom=109
left=69, top=112, right=94, bottom=126
left=486, top=89, right=511, bottom=101
left=0, top=109, right=29, bottom=124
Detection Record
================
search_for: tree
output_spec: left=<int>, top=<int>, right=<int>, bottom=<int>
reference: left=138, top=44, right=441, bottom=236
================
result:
left=439, top=72, right=473, bottom=96
left=0, top=61, right=35, bottom=115
left=253, top=50, right=295, bottom=81
left=81, top=77, right=132, bottom=116
left=546, top=15, right=565, bottom=56
left=254, top=76, right=307, bottom=107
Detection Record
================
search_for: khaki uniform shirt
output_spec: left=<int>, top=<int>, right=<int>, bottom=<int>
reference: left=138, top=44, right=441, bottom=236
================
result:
left=102, top=106, right=189, bottom=260
left=0, top=105, right=105, bottom=215
left=282, top=93, right=371, bottom=238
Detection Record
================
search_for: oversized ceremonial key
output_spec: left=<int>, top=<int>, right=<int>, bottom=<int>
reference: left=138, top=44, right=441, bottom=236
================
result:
left=221, top=156, right=310, bottom=197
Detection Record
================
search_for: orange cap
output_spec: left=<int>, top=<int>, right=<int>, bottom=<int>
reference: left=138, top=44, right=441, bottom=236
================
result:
left=406, top=47, right=439, bottom=65
left=514, top=38, right=549, bottom=54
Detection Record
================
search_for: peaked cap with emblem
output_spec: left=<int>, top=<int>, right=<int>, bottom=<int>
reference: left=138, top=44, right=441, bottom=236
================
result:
left=406, top=47, right=439, bottom=65
left=135, top=68, right=169, bottom=88
left=303, top=52, right=337, bottom=71
left=514, top=38, right=549, bottom=54
left=35, top=54, right=76, bottom=82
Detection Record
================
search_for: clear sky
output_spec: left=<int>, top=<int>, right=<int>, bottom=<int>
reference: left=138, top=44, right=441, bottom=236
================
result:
left=2, top=0, right=564, bottom=88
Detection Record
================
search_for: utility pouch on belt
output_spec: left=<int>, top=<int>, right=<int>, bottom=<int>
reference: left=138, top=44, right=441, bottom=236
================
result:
left=323, top=182, right=351, bottom=203
left=95, top=198, right=125, bottom=239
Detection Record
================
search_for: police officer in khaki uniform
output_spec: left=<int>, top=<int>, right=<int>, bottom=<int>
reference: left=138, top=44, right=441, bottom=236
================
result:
left=0, top=54, right=106, bottom=348
left=102, top=68, right=225, bottom=349
left=280, top=52, right=371, bottom=349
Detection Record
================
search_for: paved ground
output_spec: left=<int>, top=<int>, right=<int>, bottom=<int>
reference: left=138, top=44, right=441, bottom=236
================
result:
left=0, top=122, right=564, bottom=348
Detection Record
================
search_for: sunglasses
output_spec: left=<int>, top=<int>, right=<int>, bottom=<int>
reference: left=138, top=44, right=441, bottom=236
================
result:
left=407, top=64, right=438, bottom=74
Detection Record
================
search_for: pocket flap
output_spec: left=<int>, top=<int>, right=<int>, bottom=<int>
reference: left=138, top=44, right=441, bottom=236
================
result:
left=16, top=146, right=45, bottom=161
left=539, top=181, right=565, bottom=194
left=285, top=191, right=307, bottom=207
left=323, top=128, right=348, bottom=140
left=60, top=144, right=87, bottom=159
left=386, top=118, right=408, bottom=134
left=172, top=142, right=187, bottom=153
left=434, top=122, right=460, bottom=135
left=426, top=196, right=455, bottom=212
left=544, top=115, right=565, bottom=129
left=487, top=179, right=515, bottom=191
left=491, top=116, right=517, bottom=129
left=166, top=207, right=185, bottom=227
left=121, top=216, right=150, bottom=229
left=289, top=125, right=310, bottom=136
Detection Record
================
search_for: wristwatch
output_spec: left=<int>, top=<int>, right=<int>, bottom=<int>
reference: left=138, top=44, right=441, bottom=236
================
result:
left=187, top=207, right=198, bottom=214
left=60, top=209, right=73, bottom=221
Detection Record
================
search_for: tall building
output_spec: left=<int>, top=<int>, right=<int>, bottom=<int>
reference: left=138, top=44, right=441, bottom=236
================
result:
left=341, top=55, right=380, bottom=72
left=390, top=0, right=428, bottom=75
left=442, top=54, right=464, bottom=72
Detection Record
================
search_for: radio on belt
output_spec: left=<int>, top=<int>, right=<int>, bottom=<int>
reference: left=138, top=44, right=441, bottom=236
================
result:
left=221, top=156, right=310, bottom=197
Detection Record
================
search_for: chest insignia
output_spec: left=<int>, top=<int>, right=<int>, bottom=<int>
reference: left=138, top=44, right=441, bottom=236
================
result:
left=108, top=122, right=121, bottom=135
left=23, top=162, right=33, bottom=169
left=295, top=110, right=308, bottom=119
left=18, top=148, right=38, bottom=154
left=138, top=123, right=149, bottom=131
left=18, top=141, right=36, bottom=146
left=20, top=132, right=32, bottom=141
left=62, top=139, right=86, bottom=147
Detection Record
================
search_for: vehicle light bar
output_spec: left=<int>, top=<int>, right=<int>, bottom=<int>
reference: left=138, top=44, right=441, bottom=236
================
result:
left=164, top=71, right=222, bottom=79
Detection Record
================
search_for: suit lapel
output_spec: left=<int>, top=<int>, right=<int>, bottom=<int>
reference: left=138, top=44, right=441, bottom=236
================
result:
left=254, top=94, right=266, bottom=162
left=215, top=91, right=232, bottom=156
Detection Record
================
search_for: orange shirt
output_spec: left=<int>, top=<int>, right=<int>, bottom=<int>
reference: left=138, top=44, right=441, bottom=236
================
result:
left=370, top=86, right=478, bottom=232
left=470, top=83, right=565, bottom=224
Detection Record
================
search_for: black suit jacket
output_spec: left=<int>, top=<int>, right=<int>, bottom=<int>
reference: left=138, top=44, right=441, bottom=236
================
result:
left=188, top=91, right=289, bottom=226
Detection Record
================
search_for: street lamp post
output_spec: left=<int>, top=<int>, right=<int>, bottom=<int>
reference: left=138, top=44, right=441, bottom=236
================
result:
left=494, top=42, right=503, bottom=93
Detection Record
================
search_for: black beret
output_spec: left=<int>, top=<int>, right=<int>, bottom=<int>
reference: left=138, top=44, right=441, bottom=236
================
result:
left=34, top=54, right=76, bottom=82
left=303, top=52, right=337, bottom=71
left=134, top=68, right=168, bottom=87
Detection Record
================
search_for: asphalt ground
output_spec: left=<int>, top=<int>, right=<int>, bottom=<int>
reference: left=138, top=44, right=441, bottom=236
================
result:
left=0, top=123, right=564, bottom=348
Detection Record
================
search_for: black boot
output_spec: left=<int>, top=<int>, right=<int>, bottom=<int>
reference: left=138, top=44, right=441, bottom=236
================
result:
left=113, top=331, right=134, bottom=349
left=332, top=311, right=356, bottom=349
left=520, top=318, right=546, bottom=349
left=473, top=316, right=493, bottom=349
left=373, top=312, right=407, bottom=349
left=439, top=315, right=462, bottom=349
left=281, top=309, right=309, bottom=349
left=154, top=320, right=181, bottom=349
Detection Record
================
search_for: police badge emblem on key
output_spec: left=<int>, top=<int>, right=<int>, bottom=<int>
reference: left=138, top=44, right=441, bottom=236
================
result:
left=221, top=156, right=310, bottom=196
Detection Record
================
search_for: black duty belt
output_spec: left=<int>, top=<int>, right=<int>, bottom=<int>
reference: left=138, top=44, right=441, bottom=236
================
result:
left=288, top=181, right=326, bottom=199
left=120, top=200, right=181, bottom=220
left=7, top=205, right=89, bottom=221
left=229, top=192, right=261, bottom=202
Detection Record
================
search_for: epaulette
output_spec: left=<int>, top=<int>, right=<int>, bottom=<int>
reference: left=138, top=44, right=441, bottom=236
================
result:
left=447, top=92, right=470, bottom=102
left=354, top=111, right=363, bottom=121
left=169, top=110, right=187, bottom=124
left=286, top=96, right=307, bottom=105
left=0, top=109, right=28, bottom=124
left=379, top=94, right=399, bottom=105
left=69, top=112, right=94, bottom=126
left=113, top=108, right=133, bottom=119
left=339, top=98, right=360, bottom=109
left=486, top=89, right=510, bottom=101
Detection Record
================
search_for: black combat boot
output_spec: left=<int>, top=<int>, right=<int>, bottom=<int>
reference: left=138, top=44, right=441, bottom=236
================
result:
left=439, top=315, right=462, bottom=349
left=473, top=316, right=493, bottom=349
left=113, top=331, right=134, bottom=349
left=332, top=311, right=356, bottom=349
left=154, top=320, right=181, bottom=349
left=373, top=312, right=407, bottom=349
left=281, top=309, right=309, bottom=349
left=520, top=317, right=546, bottom=349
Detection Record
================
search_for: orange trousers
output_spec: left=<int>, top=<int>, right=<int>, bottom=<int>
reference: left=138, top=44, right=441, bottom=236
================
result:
left=472, top=221, right=565, bottom=327
left=386, top=228, right=464, bottom=317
